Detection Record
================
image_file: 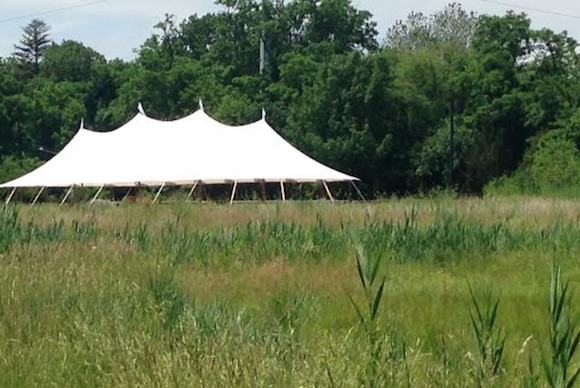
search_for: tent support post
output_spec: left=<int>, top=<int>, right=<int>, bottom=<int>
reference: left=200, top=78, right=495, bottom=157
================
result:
left=152, top=184, right=165, bottom=204
left=198, top=182, right=204, bottom=202
left=31, top=187, right=45, bottom=206
left=230, top=181, right=238, bottom=205
left=322, top=181, right=334, bottom=203
left=90, top=185, right=104, bottom=205
left=60, top=186, right=73, bottom=206
left=122, top=187, right=132, bottom=202
left=260, top=181, right=266, bottom=201
left=185, top=181, right=199, bottom=202
left=280, top=181, right=286, bottom=202
left=351, top=181, right=366, bottom=202
left=5, top=188, right=17, bottom=205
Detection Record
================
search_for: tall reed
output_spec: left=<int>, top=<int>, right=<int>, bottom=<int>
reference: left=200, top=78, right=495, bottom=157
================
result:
left=542, top=264, right=580, bottom=388
left=468, top=284, right=506, bottom=385
left=348, top=246, right=387, bottom=385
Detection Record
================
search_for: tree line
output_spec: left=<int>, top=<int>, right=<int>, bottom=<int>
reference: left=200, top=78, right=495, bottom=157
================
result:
left=1, top=0, right=579, bottom=197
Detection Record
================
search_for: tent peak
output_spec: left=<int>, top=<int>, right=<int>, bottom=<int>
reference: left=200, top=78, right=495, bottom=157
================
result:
left=137, top=102, right=147, bottom=116
left=199, top=99, right=204, bottom=111
left=261, top=108, right=266, bottom=120
left=79, top=118, right=84, bottom=129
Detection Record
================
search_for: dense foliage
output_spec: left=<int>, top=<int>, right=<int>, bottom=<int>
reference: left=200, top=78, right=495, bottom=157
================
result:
left=1, top=1, right=579, bottom=196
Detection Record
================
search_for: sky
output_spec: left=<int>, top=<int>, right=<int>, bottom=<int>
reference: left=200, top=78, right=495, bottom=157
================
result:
left=1, top=0, right=580, bottom=60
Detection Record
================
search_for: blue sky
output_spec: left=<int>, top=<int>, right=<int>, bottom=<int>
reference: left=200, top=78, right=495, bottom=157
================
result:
left=1, top=0, right=580, bottom=60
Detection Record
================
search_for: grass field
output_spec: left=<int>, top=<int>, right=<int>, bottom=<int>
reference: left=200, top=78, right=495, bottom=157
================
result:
left=1, top=197, right=580, bottom=387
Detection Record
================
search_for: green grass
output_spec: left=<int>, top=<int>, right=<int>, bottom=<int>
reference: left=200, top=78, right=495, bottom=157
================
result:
left=1, top=198, right=580, bottom=386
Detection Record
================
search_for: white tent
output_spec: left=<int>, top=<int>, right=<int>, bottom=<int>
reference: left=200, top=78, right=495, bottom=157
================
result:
left=1, top=104, right=361, bottom=203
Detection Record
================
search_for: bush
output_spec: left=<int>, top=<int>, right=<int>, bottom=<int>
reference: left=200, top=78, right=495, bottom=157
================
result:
left=529, top=131, right=580, bottom=193
left=485, top=129, right=580, bottom=197
left=0, top=156, right=43, bottom=202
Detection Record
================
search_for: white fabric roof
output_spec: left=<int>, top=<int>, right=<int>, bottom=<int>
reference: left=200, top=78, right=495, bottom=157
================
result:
left=0, top=107, right=358, bottom=188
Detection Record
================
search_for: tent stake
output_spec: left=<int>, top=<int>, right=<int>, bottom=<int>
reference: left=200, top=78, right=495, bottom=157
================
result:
left=230, top=181, right=238, bottom=205
left=31, top=187, right=45, bottom=206
left=152, top=183, right=165, bottom=204
left=5, top=188, right=17, bottom=205
left=351, top=181, right=366, bottom=202
left=280, top=181, right=286, bottom=201
left=322, top=181, right=334, bottom=203
left=60, top=186, right=73, bottom=206
left=185, top=181, right=199, bottom=202
left=90, top=185, right=104, bottom=205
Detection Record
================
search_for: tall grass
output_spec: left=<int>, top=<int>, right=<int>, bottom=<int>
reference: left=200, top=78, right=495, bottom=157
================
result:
left=468, top=284, right=506, bottom=385
left=0, top=198, right=579, bottom=386
left=348, top=247, right=388, bottom=385
left=542, top=264, right=580, bottom=388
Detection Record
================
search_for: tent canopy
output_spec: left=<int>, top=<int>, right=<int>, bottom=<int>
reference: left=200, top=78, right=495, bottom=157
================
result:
left=0, top=105, right=358, bottom=189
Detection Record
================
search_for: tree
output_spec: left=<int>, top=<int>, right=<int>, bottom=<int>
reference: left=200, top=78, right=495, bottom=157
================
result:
left=281, top=51, right=407, bottom=193
left=457, top=12, right=532, bottom=192
left=301, top=0, right=378, bottom=53
left=178, top=13, right=217, bottom=59
left=25, top=77, right=87, bottom=150
left=0, top=59, right=30, bottom=155
left=385, top=3, right=476, bottom=50
left=41, top=40, right=106, bottom=83
left=396, top=45, right=467, bottom=191
left=529, top=130, right=580, bottom=192
left=518, top=29, right=580, bottom=132
left=13, top=19, right=52, bottom=74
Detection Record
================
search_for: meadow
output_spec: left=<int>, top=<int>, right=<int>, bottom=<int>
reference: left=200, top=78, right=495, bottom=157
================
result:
left=1, top=197, right=579, bottom=387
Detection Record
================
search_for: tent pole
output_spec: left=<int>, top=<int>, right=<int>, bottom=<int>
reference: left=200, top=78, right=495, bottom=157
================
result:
left=260, top=181, right=266, bottom=201
left=322, top=181, right=335, bottom=203
left=229, top=181, right=238, bottom=205
left=152, top=184, right=165, bottom=204
left=90, top=185, right=104, bottom=205
left=198, top=182, right=204, bottom=202
left=122, top=187, right=133, bottom=202
left=60, top=186, right=73, bottom=206
left=185, top=181, right=199, bottom=203
left=351, top=181, right=366, bottom=202
left=31, top=187, right=45, bottom=206
left=5, top=188, right=17, bottom=205
left=280, top=181, right=286, bottom=201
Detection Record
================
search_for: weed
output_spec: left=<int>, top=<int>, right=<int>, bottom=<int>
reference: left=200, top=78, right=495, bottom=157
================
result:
left=468, top=283, right=506, bottom=385
left=348, top=246, right=388, bottom=386
left=542, top=264, right=580, bottom=388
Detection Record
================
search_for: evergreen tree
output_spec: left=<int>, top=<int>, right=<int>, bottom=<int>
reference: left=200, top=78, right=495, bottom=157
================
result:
left=13, top=19, right=52, bottom=74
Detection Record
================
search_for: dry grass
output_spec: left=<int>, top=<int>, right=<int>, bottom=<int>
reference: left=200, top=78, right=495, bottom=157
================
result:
left=13, top=196, right=580, bottom=232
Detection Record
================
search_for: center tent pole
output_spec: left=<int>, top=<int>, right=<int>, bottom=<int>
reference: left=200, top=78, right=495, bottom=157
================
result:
left=280, top=181, right=286, bottom=201
left=90, top=185, right=105, bottom=205
left=185, top=181, right=199, bottom=203
left=321, top=180, right=335, bottom=203
left=152, top=183, right=165, bottom=204
left=229, top=181, right=238, bottom=205
left=60, top=186, right=74, bottom=206
left=5, top=188, right=17, bottom=205
left=31, top=187, right=45, bottom=206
